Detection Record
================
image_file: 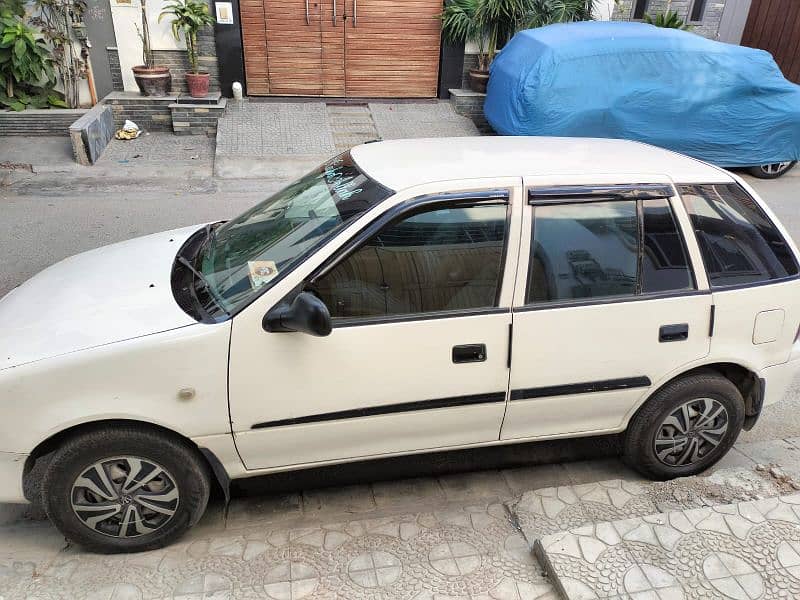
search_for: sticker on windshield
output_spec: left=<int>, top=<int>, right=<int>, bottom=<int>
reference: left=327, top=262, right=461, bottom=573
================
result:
left=248, top=260, right=279, bottom=288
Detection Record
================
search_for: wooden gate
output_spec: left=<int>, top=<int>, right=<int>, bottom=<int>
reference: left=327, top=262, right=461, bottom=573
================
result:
left=741, top=0, right=800, bottom=83
left=239, top=0, right=442, bottom=97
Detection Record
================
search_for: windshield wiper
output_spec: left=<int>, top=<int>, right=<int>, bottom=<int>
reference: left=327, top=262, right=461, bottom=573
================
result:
left=177, top=255, right=230, bottom=318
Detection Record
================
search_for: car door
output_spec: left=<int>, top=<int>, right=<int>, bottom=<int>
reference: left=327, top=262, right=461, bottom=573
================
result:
left=229, top=179, right=522, bottom=471
left=501, top=177, right=713, bottom=441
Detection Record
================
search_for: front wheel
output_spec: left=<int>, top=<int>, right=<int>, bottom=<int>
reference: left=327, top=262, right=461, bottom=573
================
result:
left=623, top=373, right=745, bottom=480
left=747, top=161, right=797, bottom=179
left=41, top=425, right=211, bottom=553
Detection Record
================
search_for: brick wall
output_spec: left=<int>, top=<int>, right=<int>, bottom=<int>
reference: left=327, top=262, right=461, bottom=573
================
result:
left=170, top=100, right=227, bottom=136
left=106, top=94, right=175, bottom=131
left=613, top=0, right=727, bottom=39
left=0, top=109, right=87, bottom=136
left=107, top=47, right=124, bottom=92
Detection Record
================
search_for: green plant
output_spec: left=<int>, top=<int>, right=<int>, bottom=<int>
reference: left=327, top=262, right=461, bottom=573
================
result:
left=159, top=0, right=214, bottom=74
left=521, top=0, right=595, bottom=28
left=643, top=9, right=691, bottom=30
left=136, top=0, right=155, bottom=67
left=31, top=0, right=88, bottom=107
left=0, top=11, right=57, bottom=107
left=441, top=0, right=595, bottom=71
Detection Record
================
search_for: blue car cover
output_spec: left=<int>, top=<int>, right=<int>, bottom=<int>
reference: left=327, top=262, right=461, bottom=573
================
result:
left=484, top=21, right=800, bottom=167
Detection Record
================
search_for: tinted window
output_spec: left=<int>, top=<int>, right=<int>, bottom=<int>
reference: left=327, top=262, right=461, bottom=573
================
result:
left=527, top=199, right=694, bottom=303
left=528, top=201, right=638, bottom=303
left=642, top=198, right=694, bottom=293
left=680, top=184, right=798, bottom=287
left=312, top=203, right=507, bottom=319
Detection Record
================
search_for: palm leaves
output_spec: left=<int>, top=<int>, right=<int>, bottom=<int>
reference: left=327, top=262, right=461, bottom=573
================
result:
left=159, top=0, right=215, bottom=74
left=441, top=0, right=595, bottom=70
left=643, top=9, right=691, bottom=30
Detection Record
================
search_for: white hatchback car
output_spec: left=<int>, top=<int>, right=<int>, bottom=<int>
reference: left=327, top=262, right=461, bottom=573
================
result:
left=2, top=137, right=799, bottom=553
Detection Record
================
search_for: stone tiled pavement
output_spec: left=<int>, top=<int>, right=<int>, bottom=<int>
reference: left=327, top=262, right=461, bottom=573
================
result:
left=0, top=439, right=797, bottom=599
left=213, top=100, right=479, bottom=180
left=536, top=493, right=800, bottom=599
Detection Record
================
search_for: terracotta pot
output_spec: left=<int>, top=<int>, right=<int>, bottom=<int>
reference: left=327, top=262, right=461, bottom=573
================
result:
left=468, top=69, right=490, bottom=94
left=132, top=65, right=171, bottom=97
left=186, top=72, right=211, bottom=98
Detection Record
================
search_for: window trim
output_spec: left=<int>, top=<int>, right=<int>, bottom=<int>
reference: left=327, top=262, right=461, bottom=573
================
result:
left=303, top=189, right=513, bottom=327
left=522, top=186, right=698, bottom=308
left=528, top=184, right=673, bottom=205
left=689, top=0, right=707, bottom=23
left=677, top=182, right=800, bottom=291
left=632, top=0, right=649, bottom=20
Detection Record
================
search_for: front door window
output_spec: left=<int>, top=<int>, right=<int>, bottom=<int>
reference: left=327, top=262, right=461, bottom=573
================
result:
left=310, top=202, right=508, bottom=320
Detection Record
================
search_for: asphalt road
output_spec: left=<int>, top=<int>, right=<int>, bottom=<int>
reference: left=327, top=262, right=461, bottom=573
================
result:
left=1, top=171, right=799, bottom=445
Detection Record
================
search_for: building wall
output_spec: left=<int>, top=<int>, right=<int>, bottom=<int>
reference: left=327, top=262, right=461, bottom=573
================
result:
left=612, top=0, right=727, bottom=39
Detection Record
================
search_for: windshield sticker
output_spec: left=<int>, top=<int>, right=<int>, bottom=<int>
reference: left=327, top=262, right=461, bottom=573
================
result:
left=248, top=260, right=279, bottom=288
left=324, top=158, right=364, bottom=200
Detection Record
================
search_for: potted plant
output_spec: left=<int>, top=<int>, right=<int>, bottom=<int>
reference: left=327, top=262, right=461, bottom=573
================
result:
left=441, top=0, right=530, bottom=93
left=132, top=0, right=171, bottom=96
left=160, top=0, right=215, bottom=98
left=441, top=0, right=491, bottom=93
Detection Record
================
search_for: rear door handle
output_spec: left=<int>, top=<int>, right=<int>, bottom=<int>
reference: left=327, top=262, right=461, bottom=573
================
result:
left=659, top=323, right=689, bottom=342
left=453, top=344, right=486, bottom=363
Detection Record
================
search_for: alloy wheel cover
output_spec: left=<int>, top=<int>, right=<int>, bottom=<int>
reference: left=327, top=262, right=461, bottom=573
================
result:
left=70, top=456, right=180, bottom=538
left=654, top=398, right=729, bottom=467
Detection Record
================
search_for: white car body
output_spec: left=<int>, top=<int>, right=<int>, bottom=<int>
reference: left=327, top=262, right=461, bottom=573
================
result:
left=2, top=136, right=799, bottom=504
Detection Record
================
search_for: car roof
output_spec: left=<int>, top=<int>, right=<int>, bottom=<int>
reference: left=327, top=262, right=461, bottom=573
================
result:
left=350, top=137, right=732, bottom=192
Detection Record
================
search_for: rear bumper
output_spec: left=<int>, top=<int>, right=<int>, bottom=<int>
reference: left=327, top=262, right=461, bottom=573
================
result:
left=761, top=359, right=800, bottom=408
left=0, top=452, right=28, bottom=504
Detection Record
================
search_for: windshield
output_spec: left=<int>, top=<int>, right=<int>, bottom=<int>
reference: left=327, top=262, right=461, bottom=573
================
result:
left=196, top=151, right=392, bottom=317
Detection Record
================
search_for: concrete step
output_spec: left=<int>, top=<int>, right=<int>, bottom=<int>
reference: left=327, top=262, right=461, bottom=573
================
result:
left=521, top=468, right=800, bottom=599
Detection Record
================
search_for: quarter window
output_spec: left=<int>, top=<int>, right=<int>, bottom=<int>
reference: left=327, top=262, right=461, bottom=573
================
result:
left=679, top=184, right=798, bottom=287
left=311, top=203, right=508, bottom=319
left=527, top=198, right=693, bottom=304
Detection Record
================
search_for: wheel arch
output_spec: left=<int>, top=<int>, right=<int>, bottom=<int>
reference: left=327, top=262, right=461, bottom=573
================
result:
left=23, top=419, right=230, bottom=503
left=629, top=362, right=763, bottom=432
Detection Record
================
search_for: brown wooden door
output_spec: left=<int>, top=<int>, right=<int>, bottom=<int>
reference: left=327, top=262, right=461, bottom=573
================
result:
left=240, top=0, right=271, bottom=94
left=321, top=0, right=346, bottom=96
left=343, top=0, right=442, bottom=97
left=240, top=0, right=442, bottom=97
left=741, top=0, right=800, bottom=84
left=264, top=0, right=324, bottom=95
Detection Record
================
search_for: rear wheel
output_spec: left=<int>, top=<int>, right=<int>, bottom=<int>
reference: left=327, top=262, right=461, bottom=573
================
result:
left=747, top=161, right=797, bottom=179
left=41, top=425, right=210, bottom=553
left=623, top=373, right=745, bottom=480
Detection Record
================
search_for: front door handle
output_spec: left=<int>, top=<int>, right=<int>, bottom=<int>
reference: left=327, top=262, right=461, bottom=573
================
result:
left=453, top=344, right=486, bottom=364
left=659, top=323, right=689, bottom=343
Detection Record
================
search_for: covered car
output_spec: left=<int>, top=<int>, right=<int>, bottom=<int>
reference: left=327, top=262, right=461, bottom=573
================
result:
left=485, top=21, right=800, bottom=176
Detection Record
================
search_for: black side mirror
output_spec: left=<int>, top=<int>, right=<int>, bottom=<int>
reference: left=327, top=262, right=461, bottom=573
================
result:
left=262, top=291, right=332, bottom=337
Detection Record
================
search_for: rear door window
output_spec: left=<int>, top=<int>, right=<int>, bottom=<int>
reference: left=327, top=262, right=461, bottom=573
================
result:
left=527, top=197, right=694, bottom=304
left=679, top=184, right=798, bottom=287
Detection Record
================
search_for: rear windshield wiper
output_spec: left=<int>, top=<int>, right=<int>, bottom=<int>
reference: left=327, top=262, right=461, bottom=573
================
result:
left=177, top=255, right=229, bottom=318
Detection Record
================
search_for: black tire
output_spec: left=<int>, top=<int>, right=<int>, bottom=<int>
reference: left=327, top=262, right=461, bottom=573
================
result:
left=41, top=425, right=211, bottom=553
left=623, top=372, right=745, bottom=480
left=747, top=161, right=797, bottom=179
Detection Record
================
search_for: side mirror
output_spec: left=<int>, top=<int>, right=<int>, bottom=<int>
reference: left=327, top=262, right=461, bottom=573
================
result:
left=262, top=291, right=332, bottom=337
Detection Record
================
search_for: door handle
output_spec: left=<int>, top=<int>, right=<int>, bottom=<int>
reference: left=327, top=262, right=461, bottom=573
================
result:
left=332, top=0, right=336, bottom=25
left=352, top=0, right=357, bottom=26
left=305, top=0, right=310, bottom=24
left=659, top=323, right=689, bottom=343
left=453, top=344, right=486, bottom=364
